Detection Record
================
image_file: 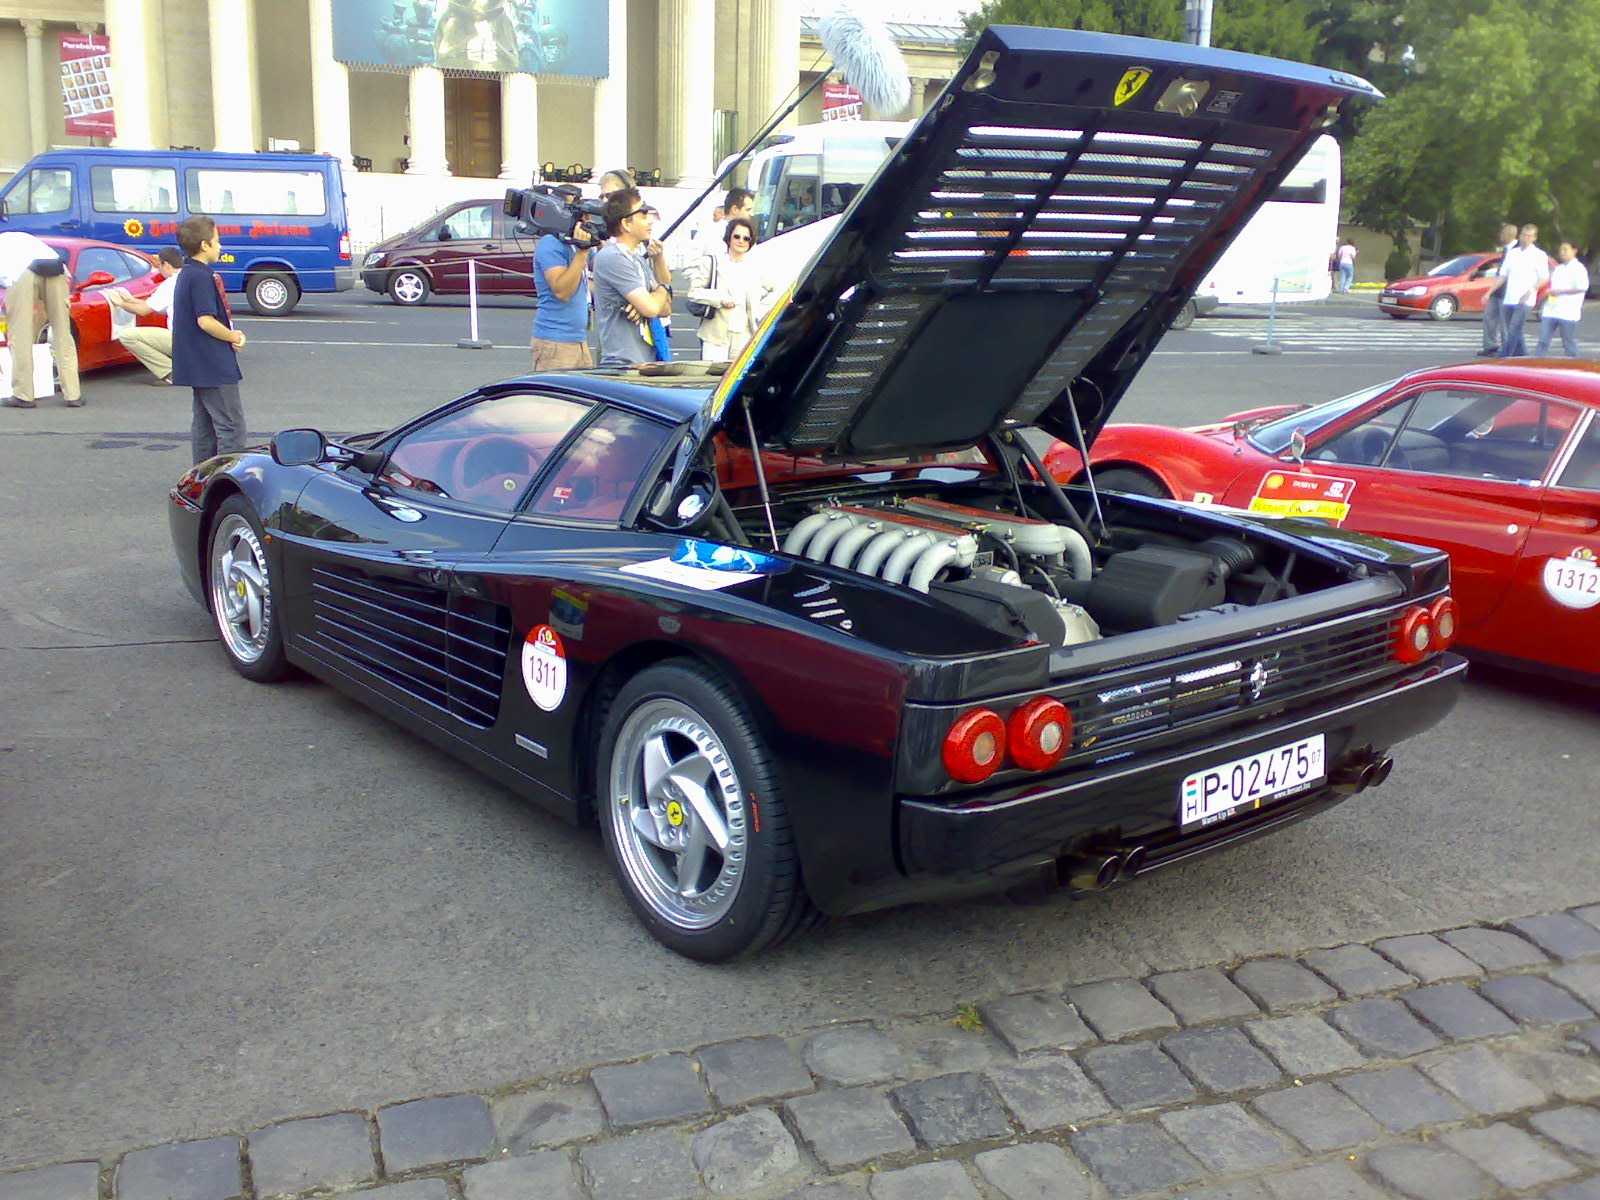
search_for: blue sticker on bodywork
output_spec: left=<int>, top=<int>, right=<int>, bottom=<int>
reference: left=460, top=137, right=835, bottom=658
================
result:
left=672, top=540, right=787, bottom=574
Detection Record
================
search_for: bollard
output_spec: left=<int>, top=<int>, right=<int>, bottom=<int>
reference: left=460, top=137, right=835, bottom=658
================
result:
left=1252, top=275, right=1284, bottom=355
left=457, top=258, right=492, bottom=350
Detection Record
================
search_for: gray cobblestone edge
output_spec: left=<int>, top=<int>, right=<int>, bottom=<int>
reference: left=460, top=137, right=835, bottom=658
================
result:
left=4, top=904, right=1599, bottom=1200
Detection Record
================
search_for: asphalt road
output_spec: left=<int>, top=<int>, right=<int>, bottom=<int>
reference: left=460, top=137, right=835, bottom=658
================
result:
left=3, top=291, right=1597, bottom=1170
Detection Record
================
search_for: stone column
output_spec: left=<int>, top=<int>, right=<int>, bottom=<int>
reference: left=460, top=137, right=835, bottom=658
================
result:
left=22, top=20, right=47, bottom=157
left=307, top=0, right=353, bottom=162
left=105, top=0, right=156, bottom=148
left=657, top=0, right=715, bottom=186
left=591, top=0, right=628, bottom=179
left=406, top=66, right=449, bottom=174
left=746, top=0, right=800, bottom=140
left=500, top=72, right=537, bottom=182
left=208, top=0, right=259, bottom=150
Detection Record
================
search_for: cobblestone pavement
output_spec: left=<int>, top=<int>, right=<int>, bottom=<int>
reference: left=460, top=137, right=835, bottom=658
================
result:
left=6, top=906, right=1600, bottom=1200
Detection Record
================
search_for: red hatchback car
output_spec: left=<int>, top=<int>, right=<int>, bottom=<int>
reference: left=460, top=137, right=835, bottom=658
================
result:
left=1377, top=252, right=1503, bottom=321
left=1046, top=360, right=1600, bottom=682
left=0, top=235, right=164, bottom=372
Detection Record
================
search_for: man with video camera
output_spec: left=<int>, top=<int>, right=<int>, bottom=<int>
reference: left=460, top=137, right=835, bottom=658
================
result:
left=530, top=183, right=595, bottom=372
left=593, top=188, right=674, bottom=366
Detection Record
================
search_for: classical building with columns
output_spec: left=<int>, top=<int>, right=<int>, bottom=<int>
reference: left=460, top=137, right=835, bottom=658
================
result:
left=1, top=1, right=963, bottom=244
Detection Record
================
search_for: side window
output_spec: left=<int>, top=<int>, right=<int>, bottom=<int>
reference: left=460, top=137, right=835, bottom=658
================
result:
left=1557, top=420, right=1600, bottom=491
left=441, top=205, right=493, bottom=241
left=377, top=392, right=591, bottom=510
left=90, top=166, right=178, bottom=213
left=184, top=169, right=328, bottom=216
left=1315, top=393, right=1421, bottom=467
left=9, top=168, right=73, bottom=215
left=73, top=246, right=137, bottom=286
left=529, top=409, right=671, bottom=522
left=121, top=249, right=158, bottom=278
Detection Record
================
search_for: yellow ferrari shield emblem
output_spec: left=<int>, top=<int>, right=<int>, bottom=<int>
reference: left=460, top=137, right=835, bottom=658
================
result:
left=666, top=800, right=685, bottom=827
left=1114, top=68, right=1152, bottom=106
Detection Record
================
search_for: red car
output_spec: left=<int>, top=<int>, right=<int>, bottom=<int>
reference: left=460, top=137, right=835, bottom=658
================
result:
left=0, top=235, right=165, bottom=371
left=1045, top=360, right=1600, bottom=682
left=1377, top=252, right=1504, bottom=320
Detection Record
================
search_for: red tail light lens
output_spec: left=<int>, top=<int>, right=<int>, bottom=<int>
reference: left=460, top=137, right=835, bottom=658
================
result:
left=1007, top=696, right=1072, bottom=771
left=1429, top=596, right=1457, bottom=651
left=943, top=708, right=1006, bottom=783
left=1392, top=605, right=1435, bottom=664
left=339, top=232, right=352, bottom=260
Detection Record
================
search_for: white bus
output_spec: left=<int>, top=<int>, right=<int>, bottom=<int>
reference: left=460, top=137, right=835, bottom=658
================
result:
left=688, top=123, right=1342, bottom=328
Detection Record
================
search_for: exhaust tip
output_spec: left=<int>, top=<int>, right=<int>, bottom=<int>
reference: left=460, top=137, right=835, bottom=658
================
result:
left=1121, top=845, right=1149, bottom=879
left=1060, top=852, right=1124, bottom=892
left=1370, top=756, right=1394, bottom=787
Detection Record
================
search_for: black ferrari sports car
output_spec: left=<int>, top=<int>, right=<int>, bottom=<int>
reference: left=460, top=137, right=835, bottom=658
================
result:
left=171, top=27, right=1463, bottom=960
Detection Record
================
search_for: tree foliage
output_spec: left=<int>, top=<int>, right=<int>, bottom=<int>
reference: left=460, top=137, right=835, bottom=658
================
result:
left=958, top=0, right=1316, bottom=60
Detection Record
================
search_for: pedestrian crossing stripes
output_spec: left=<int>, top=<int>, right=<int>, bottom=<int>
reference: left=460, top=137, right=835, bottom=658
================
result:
left=1183, top=311, right=1591, bottom=356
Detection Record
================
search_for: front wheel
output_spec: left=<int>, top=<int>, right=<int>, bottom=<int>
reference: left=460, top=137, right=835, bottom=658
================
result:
left=388, top=268, right=431, bottom=306
left=1170, top=298, right=1198, bottom=331
left=207, top=496, right=292, bottom=682
left=246, top=271, right=301, bottom=316
left=1091, top=467, right=1170, bottom=498
left=598, top=661, right=820, bottom=961
left=1428, top=293, right=1459, bottom=320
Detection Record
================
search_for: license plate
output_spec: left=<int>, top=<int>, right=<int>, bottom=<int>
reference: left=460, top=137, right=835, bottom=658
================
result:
left=1180, top=735, right=1325, bottom=827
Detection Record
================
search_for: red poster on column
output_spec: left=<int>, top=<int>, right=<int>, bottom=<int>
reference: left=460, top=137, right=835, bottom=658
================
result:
left=61, top=32, right=116, bottom=137
left=822, top=82, right=863, bottom=122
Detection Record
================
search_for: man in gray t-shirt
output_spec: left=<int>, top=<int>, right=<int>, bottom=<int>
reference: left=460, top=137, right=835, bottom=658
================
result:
left=593, top=188, right=674, bottom=366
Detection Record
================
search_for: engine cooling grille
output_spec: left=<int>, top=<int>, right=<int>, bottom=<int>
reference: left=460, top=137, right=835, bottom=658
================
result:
left=788, top=122, right=1277, bottom=446
left=308, top=567, right=512, bottom=728
left=1062, top=609, right=1396, bottom=758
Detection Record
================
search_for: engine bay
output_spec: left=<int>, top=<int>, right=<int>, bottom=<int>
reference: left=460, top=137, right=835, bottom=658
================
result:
left=718, top=477, right=1346, bottom=650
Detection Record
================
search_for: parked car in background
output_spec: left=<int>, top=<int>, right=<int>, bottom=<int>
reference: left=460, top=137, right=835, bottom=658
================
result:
left=0, top=235, right=163, bottom=373
left=1045, top=360, right=1600, bottom=683
left=0, top=148, right=354, bottom=316
left=361, top=199, right=539, bottom=305
left=1378, top=252, right=1502, bottom=320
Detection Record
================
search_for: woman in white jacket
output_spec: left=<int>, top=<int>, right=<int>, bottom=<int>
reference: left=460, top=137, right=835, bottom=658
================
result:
left=687, top=218, right=773, bottom=362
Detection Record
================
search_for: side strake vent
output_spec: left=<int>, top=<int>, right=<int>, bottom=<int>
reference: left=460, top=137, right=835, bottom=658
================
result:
left=309, top=567, right=512, bottom=728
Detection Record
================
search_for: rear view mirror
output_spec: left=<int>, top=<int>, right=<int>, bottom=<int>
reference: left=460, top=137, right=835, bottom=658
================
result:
left=271, top=428, right=328, bottom=466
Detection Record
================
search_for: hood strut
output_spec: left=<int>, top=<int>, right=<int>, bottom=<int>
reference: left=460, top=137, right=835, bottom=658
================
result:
left=742, top=394, right=780, bottom=549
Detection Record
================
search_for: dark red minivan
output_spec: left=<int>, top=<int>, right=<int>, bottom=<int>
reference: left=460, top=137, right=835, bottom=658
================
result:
left=360, top=198, right=539, bottom=305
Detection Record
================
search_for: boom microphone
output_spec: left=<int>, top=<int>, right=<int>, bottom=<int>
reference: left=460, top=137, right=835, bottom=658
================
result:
left=819, top=3, right=912, bottom=117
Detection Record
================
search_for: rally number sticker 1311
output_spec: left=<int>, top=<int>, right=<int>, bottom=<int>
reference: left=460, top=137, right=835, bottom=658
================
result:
left=522, top=624, right=568, bottom=710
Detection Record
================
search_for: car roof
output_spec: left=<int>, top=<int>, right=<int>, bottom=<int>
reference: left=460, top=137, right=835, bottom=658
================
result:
left=1399, top=359, right=1600, bottom=407
left=488, top=369, right=714, bottom=425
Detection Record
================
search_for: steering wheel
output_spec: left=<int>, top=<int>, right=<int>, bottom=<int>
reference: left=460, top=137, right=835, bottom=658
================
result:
left=450, top=435, right=540, bottom=505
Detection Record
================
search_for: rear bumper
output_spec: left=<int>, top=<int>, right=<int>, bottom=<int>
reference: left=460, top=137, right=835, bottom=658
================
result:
left=1194, top=295, right=1221, bottom=315
left=333, top=265, right=355, bottom=292
left=895, top=656, right=1465, bottom=885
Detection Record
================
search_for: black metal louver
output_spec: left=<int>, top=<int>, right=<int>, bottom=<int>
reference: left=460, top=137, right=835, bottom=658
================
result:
left=307, top=567, right=512, bottom=728
left=731, top=25, right=1379, bottom=460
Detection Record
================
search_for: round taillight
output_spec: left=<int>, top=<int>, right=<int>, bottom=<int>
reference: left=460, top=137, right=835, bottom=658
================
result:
left=943, top=708, right=1007, bottom=784
left=1392, top=605, right=1435, bottom=665
left=1429, top=596, right=1457, bottom=651
left=1008, top=696, right=1072, bottom=771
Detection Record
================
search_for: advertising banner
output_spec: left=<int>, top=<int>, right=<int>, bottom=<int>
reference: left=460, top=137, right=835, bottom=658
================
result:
left=332, top=0, right=607, bottom=77
left=61, top=32, right=116, bottom=137
left=821, top=82, right=863, bottom=122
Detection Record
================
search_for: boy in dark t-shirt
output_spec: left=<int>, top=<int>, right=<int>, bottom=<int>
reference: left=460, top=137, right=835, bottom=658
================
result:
left=171, top=215, right=247, bottom=463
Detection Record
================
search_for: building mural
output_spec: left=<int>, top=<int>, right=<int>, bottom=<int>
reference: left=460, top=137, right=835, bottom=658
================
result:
left=332, top=0, right=607, bottom=77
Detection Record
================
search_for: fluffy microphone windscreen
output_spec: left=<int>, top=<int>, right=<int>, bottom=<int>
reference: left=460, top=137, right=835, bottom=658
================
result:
left=818, top=2, right=912, bottom=116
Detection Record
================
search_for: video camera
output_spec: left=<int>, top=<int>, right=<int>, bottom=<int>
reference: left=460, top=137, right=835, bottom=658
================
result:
left=503, top=183, right=607, bottom=247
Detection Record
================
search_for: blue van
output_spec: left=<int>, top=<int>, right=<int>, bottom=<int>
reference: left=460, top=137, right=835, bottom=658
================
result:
left=0, top=148, right=353, bottom=315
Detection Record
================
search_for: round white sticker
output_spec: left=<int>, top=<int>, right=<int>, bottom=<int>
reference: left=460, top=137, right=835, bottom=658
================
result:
left=521, top=624, right=568, bottom=710
left=1543, top=549, right=1600, bottom=610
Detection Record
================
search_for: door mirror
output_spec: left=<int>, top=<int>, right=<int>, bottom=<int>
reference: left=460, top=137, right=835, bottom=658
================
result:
left=271, top=428, right=328, bottom=466
left=1289, top=429, right=1308, bottom=464
left=83, top=270, right=116, bottom=288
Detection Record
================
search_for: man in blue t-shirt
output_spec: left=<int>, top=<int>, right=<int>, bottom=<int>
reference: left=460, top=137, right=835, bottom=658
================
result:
left=531, top=184, right=594, bottom=372
left=171, top=215, right=247, bottom=463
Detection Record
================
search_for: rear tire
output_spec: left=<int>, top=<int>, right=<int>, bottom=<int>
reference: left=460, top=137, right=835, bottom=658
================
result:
left=597, top=661, right=821, bottom=961
left=388, top=268, right=431, bottom=306
left=1091, top=467, right=1170, bottom=498
left=246, top=271, right=300, bottom=316
left=1170, top=298, right=1197, bottom=331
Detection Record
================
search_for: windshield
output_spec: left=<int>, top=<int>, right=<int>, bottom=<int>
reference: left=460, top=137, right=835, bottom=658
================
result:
left=1428, top=254, right=1480, bottom=277
left=1246, top=380, right=1395, bottom=455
